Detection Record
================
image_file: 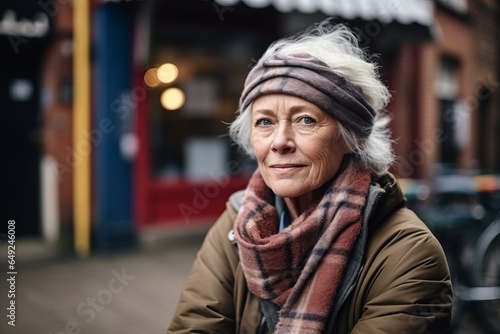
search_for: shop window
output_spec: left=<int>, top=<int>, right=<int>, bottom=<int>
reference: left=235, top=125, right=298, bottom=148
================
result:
left=147, top=46, right=256, bottom=181
left=476, top=87, right=492, bottom=170
left=435, top=56, right=461, bottom=166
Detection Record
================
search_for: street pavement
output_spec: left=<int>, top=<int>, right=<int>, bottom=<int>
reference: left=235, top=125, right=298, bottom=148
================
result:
left=0, top=230, right=486, bottom=334
left=0, top=230, right=206, bottom=334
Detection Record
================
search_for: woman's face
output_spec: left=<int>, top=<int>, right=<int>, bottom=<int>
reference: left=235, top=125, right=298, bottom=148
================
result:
left=251, top=94, right=350, bottom=200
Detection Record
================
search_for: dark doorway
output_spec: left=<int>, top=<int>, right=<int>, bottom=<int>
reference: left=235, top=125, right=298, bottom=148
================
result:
left=0, top=3, right=53, bottom=236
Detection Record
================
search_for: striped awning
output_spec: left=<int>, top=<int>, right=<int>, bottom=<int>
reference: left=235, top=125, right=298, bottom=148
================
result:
left=214, top=0, right=434, bottom=26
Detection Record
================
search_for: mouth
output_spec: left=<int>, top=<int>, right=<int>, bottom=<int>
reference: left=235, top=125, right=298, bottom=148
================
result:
left=268, top=164, right=306, bottom=172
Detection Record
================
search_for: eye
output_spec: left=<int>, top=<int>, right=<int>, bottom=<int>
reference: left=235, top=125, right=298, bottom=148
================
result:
left=299, top=116, right=315, bottom=125
left=255, top=118, right=273, bottom=126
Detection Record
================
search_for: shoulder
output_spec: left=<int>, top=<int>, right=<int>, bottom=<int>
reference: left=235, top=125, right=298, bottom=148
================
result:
left=376, top=207, right=440, bottom=246
left=349, top=207, right=452, bottom=331
left=369, top=207, right=447, bottom=267
left=363, top=207, right=451, bottom=300
left=367, top=173, right=442, bottom=260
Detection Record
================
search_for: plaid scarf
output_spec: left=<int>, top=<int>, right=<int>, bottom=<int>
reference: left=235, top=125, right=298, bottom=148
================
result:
left=234, top=158, right=371, bottom=333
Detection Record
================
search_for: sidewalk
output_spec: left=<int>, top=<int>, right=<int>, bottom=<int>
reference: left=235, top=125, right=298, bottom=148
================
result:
left=0, top=231, right=206, bottom=334
left=0, top=229, right=486, bottom=334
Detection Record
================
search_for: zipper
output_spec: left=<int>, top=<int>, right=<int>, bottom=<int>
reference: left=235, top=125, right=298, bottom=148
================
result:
left=257, top=316, right=267, bottom=334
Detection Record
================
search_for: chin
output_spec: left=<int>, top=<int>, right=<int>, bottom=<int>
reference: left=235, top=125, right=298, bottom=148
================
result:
left=270, top=185, right=309, bottom=199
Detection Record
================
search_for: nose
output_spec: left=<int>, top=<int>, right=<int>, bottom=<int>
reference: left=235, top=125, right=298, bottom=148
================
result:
left=271, top=121, right=296, bottom=154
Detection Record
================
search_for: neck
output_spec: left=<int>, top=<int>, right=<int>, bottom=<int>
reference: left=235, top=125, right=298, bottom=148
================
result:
left=284, top=181, right=331, bottom=220
left=283, top=197, right=309, bottom=220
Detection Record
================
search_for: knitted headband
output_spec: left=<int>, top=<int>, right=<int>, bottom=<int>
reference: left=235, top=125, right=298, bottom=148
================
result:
left=239, top=53, right=375, bottom=138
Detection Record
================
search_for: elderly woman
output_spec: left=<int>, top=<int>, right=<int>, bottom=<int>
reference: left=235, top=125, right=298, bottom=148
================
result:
left=167, top=21, right=452, bottom=334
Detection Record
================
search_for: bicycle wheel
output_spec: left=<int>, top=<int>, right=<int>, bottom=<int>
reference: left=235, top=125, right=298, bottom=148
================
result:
left=472, top=219, right=500, bottom=333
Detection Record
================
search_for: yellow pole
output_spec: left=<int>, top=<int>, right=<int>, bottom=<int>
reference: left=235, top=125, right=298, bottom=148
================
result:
left=73, top=0, right=91, bottom=258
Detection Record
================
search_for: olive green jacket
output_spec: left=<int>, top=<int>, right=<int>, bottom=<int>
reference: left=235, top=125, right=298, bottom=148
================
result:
left=167, top=174, right=452, bottom=333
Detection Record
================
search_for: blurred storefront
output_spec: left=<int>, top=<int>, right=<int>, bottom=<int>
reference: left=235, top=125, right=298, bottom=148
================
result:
left=7, top=0, right=499, bottom=255
left=2, top=0, right=438, bottom=253
left=84, top=0, right=441, bottom=252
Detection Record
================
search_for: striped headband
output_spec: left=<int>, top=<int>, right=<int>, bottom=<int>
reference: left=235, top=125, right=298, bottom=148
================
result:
left=239, top=53, right=375, bottom=138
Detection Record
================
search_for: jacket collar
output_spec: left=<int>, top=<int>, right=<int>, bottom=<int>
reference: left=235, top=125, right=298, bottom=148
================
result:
left=367, top=173, right=407, bottom=233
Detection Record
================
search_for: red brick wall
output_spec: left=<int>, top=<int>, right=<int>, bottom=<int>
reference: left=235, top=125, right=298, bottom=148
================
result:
left=41, top=1, right=74, bottom=228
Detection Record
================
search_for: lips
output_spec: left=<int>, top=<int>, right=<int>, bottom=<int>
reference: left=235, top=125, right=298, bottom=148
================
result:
left=268, top=163, right=307, bottom=173
left=269, top=164, right=305, bottom=168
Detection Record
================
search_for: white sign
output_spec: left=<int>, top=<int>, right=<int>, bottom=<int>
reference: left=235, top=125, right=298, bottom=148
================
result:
left=185, top=137, right=228, bottom=181
left=183, top=78, right=218, bottom=117
left=10, top=79, right=33, bottom=102
left=0, top=10, right=50, bottom=38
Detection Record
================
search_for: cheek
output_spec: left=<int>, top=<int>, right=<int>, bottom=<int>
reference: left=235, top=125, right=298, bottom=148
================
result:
left=302, top=139, right=344, bottom=173
left=317, top=150, right=341, bottom=172
left=251, top=135, right=267, bottom=162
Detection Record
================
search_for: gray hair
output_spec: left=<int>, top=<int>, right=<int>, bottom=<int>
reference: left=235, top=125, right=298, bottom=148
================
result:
left=229, top=21, right=394, bottom=176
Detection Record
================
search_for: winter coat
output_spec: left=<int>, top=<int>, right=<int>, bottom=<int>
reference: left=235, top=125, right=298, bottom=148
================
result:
left=167, top=174, right=452, bottom=333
